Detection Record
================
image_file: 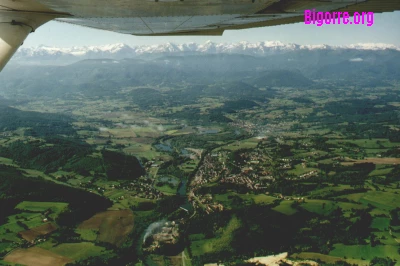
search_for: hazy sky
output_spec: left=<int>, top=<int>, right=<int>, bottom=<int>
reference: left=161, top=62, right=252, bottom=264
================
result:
left=24, top=11, right=400, bottom=48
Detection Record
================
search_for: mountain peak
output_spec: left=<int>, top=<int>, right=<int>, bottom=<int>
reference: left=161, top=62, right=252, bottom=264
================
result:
left=346, top=43, right=399, bottom=50
left=13, top=41, right=400, bottom=65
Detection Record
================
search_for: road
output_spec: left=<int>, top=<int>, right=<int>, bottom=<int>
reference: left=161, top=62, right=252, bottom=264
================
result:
left=182, top=250, right=190, bottom=266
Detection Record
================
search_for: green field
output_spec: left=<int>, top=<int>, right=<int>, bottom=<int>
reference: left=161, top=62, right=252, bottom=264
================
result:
left=0, top=157, right=17, bottom=166
left=7, top=213, right=44, bottom=229
left=0, top=241, right=17, bottom=257
left=0, top=202, right=69, bottom=245
left=287, top=163, right=318, bottom=176
left=49, top=242, right=108, bottom=260
left=326, top=139, right=398, bottom=149
left=272, top=200, right=298, bottom=215
left=307, top=184, right=354, bottom=198
left=329, top=244, right=400, bottom=261
left=190, top=238, right=215, bottom=256
left=216, top=138, right=259, bottom=151
left=374, top=231, right=399, bottom=246
left=300, top=200, right=337, bottom=215
left=214, top=192, right=277, bottom=208
left=16, top=201, right=68, bottom=219
left=154, top=175, right=180, bottom=195
left=0, top=260, right=17, bottom=266
left=76, top=229, right=98, bottom=241
left=0, top=212, right=45, bottom=242
left=371, top=217, right=390, bottom=231
left=190, top=216, right=241, bottom=256
left=36, top=239, right=58, bottom=250
left=369, top=167, right=394, bottom=177
left=338, top=191, right=400, bottom=212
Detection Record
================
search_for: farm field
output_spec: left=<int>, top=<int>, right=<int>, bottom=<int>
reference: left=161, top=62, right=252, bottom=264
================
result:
left=4, top=247, right=73, bottom=266
left=329, top=244, right=400, bottom=261
left=19, top=223, right=58, bottom=242
left=291, top=252, right=368, bottom=266
left=0, top=201, right=69, bottom=246
left=341, top=157, right=400, bottom=165
left=49, top=242, right=108, bottom=260
left=16, top=202, right=69, bottom=219
left=214, top=192, right=277, bottom=209
left=337, top=191, right=400, bottom=212
left=78, top=210, right=134, bottom=247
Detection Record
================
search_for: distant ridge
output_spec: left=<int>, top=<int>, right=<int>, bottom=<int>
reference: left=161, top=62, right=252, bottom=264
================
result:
left=12, top=41, right=400, bottom=65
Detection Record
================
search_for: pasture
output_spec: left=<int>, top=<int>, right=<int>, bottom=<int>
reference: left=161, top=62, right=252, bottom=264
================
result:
left=16, top=201, right=68, bottom=220
left=50, top=242, right=107, bottom=260
left=190, top=216, right=240, bottom=256
left=214, top=192, right=276, bottom=209
left=272, top=200, right=298, bottom=215
left=217, top=138, right=259, bottom=151
left=337, top=191, right=400, bottom=212
left=371, top=217, right=390, bottom=231
left=341, top=157, right=400, bottom=166
left=329, top=244, right=400, bottom=261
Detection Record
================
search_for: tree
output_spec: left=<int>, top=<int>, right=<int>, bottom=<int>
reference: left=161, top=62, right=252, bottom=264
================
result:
left=370, top=257, right=396, bottom=266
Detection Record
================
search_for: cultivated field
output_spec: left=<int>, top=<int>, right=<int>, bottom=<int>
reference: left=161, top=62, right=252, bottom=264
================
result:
left=19, top=223, right=58, bottom=242
left=291, top=252, right=367, bottom=266
left=4, top=247, right=72, bottom=266
left=78, top=209, right=134, bottom=247
left=341, top=157, right=400, bottom=165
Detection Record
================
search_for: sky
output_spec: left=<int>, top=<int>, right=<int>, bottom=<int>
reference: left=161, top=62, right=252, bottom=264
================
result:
left=24, top=11, right=400, bottom=48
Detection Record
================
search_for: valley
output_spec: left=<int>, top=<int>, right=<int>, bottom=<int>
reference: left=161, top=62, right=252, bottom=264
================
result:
left=0, top=46, right=399, bottom=266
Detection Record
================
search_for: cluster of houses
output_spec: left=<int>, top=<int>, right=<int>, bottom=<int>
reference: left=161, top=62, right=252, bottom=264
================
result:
left=126, top=181, right=164, bottom=199
left=81, top=176, right=164, bottom=200
left=297, top=170, right=318, bottom=180
left=106, top=178, right=165, bottom=200
left=218, top=150, right=274, bottom=190
left=220, top=174, right=257, bottom=190
left=228, top=121, right=258, bottom=134
left=203, top=203, right=224, bottom=214
left=189, top=194, right=224, bottom=214
left=0, top=131, right=15, bottom=137
left=189, top=152, right=272, bottom=212
left=191, top=155, right=227, bottom=187
left=189, top=156, right=227, bottom=213
left=187, top=141, right=329, bottom=213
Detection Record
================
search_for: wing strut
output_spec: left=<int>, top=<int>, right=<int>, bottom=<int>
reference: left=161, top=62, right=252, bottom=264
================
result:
left=0, top=20, right=32, bottom=71
left=0, top=10, right=58, bottom=71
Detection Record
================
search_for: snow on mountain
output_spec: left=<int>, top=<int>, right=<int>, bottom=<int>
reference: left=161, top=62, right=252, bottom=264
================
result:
left=344, top=43, right=400, bottom=51
left=12, top=41, right=400, bottom=64
left=15, top=43, right=134, bottom=59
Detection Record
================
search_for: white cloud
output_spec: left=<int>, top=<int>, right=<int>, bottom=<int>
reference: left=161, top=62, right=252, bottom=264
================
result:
left=349, top=58, right=363, bottom=62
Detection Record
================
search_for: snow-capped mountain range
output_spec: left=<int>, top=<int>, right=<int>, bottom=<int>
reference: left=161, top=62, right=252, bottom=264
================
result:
left=12, top=41, right=400, bottom=65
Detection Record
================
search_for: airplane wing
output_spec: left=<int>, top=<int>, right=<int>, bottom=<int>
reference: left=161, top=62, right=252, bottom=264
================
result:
left=1, top=0, right=400, bottom=70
